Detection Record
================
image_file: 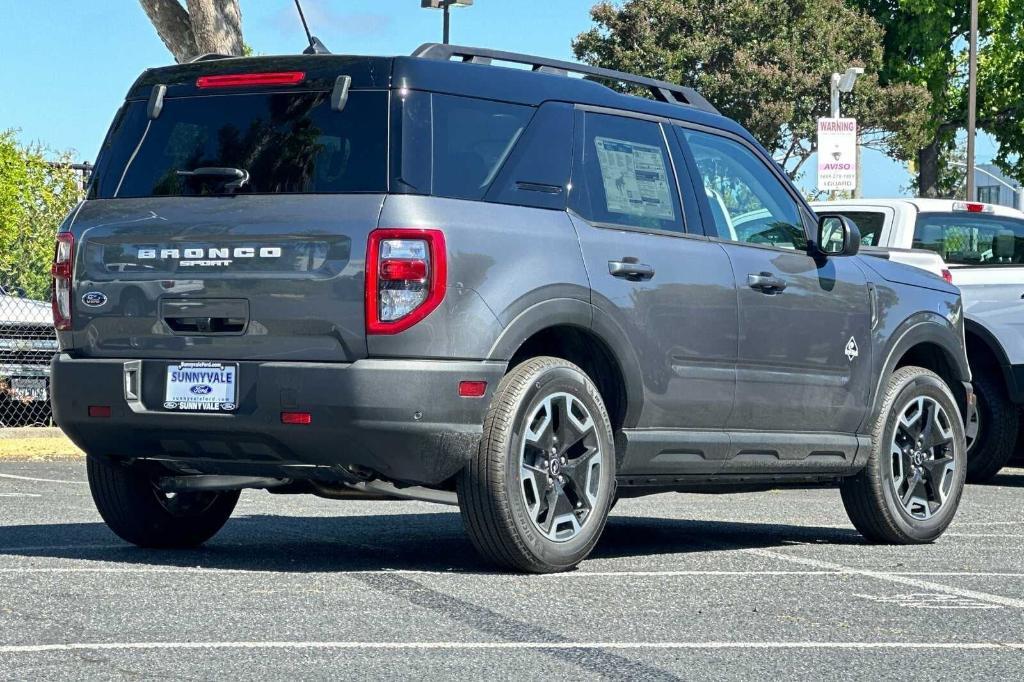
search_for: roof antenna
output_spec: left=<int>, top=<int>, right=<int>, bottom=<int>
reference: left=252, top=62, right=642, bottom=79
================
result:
left=294, top=0, right=331, bottom=54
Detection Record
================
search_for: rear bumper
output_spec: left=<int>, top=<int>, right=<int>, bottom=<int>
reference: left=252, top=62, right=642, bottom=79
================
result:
left=51, top=354, right=506, bottom=486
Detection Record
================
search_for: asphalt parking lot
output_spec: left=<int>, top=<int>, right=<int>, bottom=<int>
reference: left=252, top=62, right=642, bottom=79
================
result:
left=2, top=461, right=1024, bottom=680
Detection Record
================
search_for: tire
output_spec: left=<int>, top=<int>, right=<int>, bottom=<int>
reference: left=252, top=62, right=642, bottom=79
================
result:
left=841, top=366, right=966, bottom=544
left=965, top=369, right=1019, bottom=483
left=457, top=356, right=616, bottom=573
left=87, top=455, right=239, bottom=548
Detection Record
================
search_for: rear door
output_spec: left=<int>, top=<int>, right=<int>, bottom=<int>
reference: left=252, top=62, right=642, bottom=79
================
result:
left=68, top=85, right=390, bottom=362
left=677, top=126, right=872, bottom=437
left=569, top=109, right=737, bottom=461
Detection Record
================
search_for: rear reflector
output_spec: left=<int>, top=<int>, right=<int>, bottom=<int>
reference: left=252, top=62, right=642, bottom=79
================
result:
left=941, top=268, right=954, bottom=284
left=458, top=381, right=487, bottom=398
left=281, top=411, right=312, bottom=425
left=88, top=406, right=111, bottom=418
left=197, top=72, right=305, bottom=89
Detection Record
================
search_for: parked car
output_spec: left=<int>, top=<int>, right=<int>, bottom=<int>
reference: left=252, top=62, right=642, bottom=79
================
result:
left=0, top=286, right=58, bottom=426
left=53, top=44, right=972, bottom=573
left=813, top=198, right=1024, bottom=481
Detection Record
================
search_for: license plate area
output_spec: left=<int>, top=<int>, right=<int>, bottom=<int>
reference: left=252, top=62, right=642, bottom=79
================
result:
left=10, top=378, right=47, bottom=402
left=164, top=362, right=238, bottom=412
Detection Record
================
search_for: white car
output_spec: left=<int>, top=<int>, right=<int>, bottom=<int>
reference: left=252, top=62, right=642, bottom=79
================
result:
left=813, top=198, right=1024, bottom=481
left=0, top=288, right=58, bottom=425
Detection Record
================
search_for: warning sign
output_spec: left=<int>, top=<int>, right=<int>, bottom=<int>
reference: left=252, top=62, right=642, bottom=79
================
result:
left=817, top=118, right=857, bottom=192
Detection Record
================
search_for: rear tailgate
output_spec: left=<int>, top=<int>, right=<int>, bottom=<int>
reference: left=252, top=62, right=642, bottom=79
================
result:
left=60, top=57, right=394, bottom=362
left=65, top=195, right=380, bottom=362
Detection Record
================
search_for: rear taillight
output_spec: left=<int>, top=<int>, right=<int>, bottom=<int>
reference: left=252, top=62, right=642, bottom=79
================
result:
left=51, top=232, right=74, bottom=330
left=365, top=229, right=447, bottom=335
left=941, top=268, right=954, bottom=284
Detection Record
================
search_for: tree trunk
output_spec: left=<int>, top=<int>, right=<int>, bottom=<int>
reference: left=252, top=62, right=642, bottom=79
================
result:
left=917, top=140, right=941, bottom=198
left=186, top=0, right=243, bottom=57
left=139, top=0, right=198, bottom=63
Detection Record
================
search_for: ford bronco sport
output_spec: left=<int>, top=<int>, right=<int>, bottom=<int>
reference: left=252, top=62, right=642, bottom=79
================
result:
left=52, top=44, right=973, bottom=573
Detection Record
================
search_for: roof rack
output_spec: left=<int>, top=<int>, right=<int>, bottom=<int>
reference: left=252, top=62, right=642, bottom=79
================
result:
left=411, top=43, right=719, bottom=115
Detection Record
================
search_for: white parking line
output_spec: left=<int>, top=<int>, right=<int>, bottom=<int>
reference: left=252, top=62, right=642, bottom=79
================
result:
left=0, top=473, right=85, bottom=485
left=946, top=533, right=1024, bottom=538
left=0, top=566, right=1021, bottom=578
left=747, top=548, right=1024, bottom=609
left=0, top=493, right=42, bottom=498
left=0, top=640, right=1023, bottom=655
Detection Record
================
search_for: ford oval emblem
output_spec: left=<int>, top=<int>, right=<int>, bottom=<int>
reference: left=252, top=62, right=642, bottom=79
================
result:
left=82, top=291, right=108, bottom=307
left=191, top=385, right=213, bottom=395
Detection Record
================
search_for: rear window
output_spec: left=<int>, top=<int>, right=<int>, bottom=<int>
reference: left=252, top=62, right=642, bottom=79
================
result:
left=913, top=213, right=1024, bottom=267
left=836, top=211, right=885, bottom=247
left=91, top=91, right=388, bottom=198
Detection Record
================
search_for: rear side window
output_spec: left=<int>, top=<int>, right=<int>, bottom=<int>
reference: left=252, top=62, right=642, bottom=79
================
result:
left=836, top=211, right=886, bottom=247
left=430, top=94, right=533, bottom=201
left=914, top=213, right=1024, bottom=266
left=93, top=91, right=388, bottom=198
left=571, top=112, right=682, bottom=233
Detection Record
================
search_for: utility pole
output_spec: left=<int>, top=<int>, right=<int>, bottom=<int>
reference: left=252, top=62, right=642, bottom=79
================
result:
left=966, top=0, right=979, bottom=202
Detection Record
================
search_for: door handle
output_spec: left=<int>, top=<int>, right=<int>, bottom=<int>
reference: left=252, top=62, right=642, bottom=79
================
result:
left=609, top=259, right=655, bottom=281
left=747, top=271, right=787, bottom=293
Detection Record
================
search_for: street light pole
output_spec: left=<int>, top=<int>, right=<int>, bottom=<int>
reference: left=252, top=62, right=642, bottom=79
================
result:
left=422, top=1, right=473, bottom=45
left=966, top=0, right=979, bottom=202
left=443, top=1, right=450, bottom=44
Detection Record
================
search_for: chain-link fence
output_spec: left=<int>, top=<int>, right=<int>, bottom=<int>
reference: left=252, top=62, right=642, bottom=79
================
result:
left=1, top=285, right=58, bottom=427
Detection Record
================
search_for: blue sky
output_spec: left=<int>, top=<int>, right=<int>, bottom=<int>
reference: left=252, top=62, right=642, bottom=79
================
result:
left=0, top=0, right=997, bottom=198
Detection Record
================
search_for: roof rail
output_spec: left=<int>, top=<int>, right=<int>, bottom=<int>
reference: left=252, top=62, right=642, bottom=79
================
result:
left=411, top=43, right=719, bottom=115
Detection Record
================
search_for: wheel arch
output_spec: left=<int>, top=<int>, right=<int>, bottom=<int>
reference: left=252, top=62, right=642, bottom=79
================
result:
left=964, top=318, right=1018, bottom=401
left=872, top=316, right=971, bottom=425
left=487, top=299, right=643, bottom=431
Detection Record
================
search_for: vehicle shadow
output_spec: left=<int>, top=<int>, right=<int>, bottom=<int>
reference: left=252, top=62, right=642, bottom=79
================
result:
left=974, top=469, right=1024, bottom=488
left=0, top=511, right=863, bottom=574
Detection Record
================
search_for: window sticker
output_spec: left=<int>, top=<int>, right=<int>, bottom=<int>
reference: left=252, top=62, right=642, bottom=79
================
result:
left=593, top=136, right=676, bottom=221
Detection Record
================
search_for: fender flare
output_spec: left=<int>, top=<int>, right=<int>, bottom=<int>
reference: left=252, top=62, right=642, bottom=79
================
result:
left=486, top=297, right=645, bottom=428
left=867, top=313, right=971, bottom=426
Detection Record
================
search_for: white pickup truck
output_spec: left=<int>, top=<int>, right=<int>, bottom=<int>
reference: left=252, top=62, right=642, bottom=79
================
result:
left=813, top=198, right=1024, bottom=482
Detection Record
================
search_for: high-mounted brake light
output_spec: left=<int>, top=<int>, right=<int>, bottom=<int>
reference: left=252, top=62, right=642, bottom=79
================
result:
left=196, top=72, right=305, bottom=89
left=952, top=201, right=995, bottom=214
left=51, top=232, right=74, bottom=331
left=365, top=229, right=447, bottom=335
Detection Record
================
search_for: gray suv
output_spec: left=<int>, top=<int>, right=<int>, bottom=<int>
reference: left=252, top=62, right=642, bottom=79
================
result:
left=52, top=44, right=973, bottom=573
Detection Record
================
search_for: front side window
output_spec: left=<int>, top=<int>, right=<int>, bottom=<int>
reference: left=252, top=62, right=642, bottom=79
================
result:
left=683, top=129, right=807, bottom=250
left=571, top=112, right=683, bottom=233
left=914, top=213, right=1024, bottom=266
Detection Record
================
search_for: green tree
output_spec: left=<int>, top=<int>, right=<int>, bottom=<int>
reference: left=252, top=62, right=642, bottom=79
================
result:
left=852, top=0, right=1023, bottom=195
left=573, top=0, right=931, bottom=182
left=0, top=131, right=84, bottom=301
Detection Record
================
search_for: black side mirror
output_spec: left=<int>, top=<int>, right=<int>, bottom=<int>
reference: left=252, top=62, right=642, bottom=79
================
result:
left=816, top=214, right=861, bottom=257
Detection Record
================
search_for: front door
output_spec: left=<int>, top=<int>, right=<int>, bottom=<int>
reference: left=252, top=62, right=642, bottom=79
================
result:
left=678, top=127, right=872, bottom=436
left=569, top=110, right=738, bottom=444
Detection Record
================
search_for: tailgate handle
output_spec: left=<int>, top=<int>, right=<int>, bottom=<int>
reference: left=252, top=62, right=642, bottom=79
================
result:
left=164, top=316, right=246, bottom=334
left=160, top=298, right=249, bottom=335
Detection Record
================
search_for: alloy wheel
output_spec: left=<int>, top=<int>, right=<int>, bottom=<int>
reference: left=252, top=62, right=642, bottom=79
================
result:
left=518, top=392, right=603, bottom=542
left=890, top=395, right=957, bottom=520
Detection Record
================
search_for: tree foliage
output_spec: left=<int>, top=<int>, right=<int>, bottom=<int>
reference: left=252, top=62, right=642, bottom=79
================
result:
left=572, top=0, right=932, bottom=181
left=139, top=0, right=243, bottom=63
left=852, top=0, right=1024, bottom=194
left=0, top=131, right=84, bottom=301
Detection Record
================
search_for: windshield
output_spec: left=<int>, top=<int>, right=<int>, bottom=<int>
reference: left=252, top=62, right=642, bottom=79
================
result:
left=913, top=212, right=1024, bottom=267
left=90, top=91, right=388, bottom=198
